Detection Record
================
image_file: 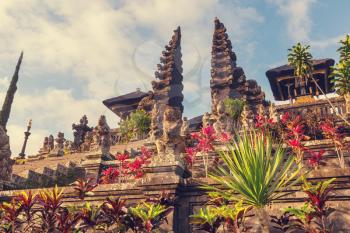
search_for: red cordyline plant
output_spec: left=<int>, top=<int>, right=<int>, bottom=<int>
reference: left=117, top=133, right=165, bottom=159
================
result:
left=0, top=199, right=22, bottom=233
left=55, top=208, right=81, bottom=233
left=100, top=146, right=152, bottom=184
left=320, top=121, right=346, bottom=168
left=185, top=125, right=230, bottom=178
left=273, top=178, right=336, bottom=233
left=72, top=178, right=98, bottom=200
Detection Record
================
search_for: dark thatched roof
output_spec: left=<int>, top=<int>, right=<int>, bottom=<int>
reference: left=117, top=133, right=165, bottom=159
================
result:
left=103, top=90, right=151, bottom=119
left=266, top=58, right=335, bottom=101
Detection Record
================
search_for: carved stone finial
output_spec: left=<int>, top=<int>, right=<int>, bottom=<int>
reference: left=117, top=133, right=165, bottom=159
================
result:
left=72, top=115, right=92, bottom=151
left=94, top=115, right=111, bottom=156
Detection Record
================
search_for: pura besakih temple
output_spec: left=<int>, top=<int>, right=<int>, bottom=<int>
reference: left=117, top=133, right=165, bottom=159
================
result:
left=3, top=18, right=350, bottom=233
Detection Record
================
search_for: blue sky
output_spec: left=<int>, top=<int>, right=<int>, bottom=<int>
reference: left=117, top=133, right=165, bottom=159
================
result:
left=0, top=0, right=349, bottom=156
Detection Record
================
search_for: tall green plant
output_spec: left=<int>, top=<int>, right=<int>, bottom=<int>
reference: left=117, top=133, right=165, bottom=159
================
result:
left=205, top=131, right=301, bottom=233
left=331, top=35, right=350, bottom=95
left=223, top=98, right=245, bottom=121
left=119, top=110, right=151, bottom=143
left=288, top=43, right=313, bottom=79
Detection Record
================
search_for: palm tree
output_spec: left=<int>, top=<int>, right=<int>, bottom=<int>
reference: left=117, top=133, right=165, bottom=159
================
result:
left=331, top=35, right=350, bottom=95
left=204, top=131, right=301, bottom=233
left=288, top=43, right=350, bottom=125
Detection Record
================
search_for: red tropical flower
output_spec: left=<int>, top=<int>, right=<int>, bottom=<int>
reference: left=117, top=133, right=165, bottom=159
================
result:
left=202, top=125, right=215, bottom=138
left=190, top=132, right=200, bottom=140
left=281, top=112, right=289, bottom=124
left=116, top=152, right=129, bottom=162
left=307, top=150, right=325, bottom=168
left=220, top=132, right=231, bottom=143
left=101, top=167, right=119, bottom=184
left=128, top=159, right=144, bottom=173
left=288, top=139, right=304, bottom=150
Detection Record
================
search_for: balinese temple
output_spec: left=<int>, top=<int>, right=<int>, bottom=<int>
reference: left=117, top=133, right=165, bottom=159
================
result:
left=102, top=89, right=152, bottom=120
left=210, top=17, right=266, bottom=116
left=266, top=58, right=348, bottom=121
left=266, top=59, right=335, bottom=102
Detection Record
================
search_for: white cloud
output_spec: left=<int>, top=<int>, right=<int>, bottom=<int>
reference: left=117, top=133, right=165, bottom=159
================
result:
left=268, top=0, right=316, bottom=42
left=312, top=34, right=346, bottom=50
left=0, top=0, right=264, bottom=156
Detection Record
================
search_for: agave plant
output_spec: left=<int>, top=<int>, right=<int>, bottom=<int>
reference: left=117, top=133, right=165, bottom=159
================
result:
left=72, top=178, right=98, bottom=200
left=205, top=131, right=301, bottom=233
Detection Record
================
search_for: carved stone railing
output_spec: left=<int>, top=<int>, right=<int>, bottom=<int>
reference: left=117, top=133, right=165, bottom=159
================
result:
left=275, top=96, right=346, bottom=122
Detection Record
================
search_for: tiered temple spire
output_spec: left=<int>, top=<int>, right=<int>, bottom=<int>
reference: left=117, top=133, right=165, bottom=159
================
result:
left=151, top=27, right=184, bottom=154
left=210, top=18, right=246, bottom=115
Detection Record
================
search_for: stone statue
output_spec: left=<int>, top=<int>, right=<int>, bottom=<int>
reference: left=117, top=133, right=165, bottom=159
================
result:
left=150, top=102, right=163, bottom=141
left=38, top=136, right=50, bottom=154
left=269, top=103, right=278, bottom=122
left=64, top=140, right=73, bottom=153
left=94, top=115, right=111, bottom=156
left=202, top=112, right=211, bottom=128
left=81, top=131, right=93, bottom=152
left=50, top=132, right=66, bottom=156
left=72, top=115, right=92, bottom=151
left=241, top=105, right=250, bottom=129
left=180, top=116, right=190, bottom=138
left=213, top=101, right=228, bottom=134
left=161, top=106, right=184, bottom=154
left=0, top=126, right=13, bottom=184
left=48, top=134, right=54, bottom=151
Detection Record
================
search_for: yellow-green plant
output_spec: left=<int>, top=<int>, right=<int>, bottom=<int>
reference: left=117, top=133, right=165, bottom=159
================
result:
left=129, top=202, right=172, bottom=233
left=205, top=131, right=301, bottom=233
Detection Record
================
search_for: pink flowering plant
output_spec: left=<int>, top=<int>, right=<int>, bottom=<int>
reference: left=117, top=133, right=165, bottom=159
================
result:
left=100, top=146, right=152, bottom=184
left=185, top=125, right=232, bottom=178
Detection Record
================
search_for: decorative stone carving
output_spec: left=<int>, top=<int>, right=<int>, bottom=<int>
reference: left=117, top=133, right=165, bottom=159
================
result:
left=0, top=126, right=13, bottom=183
left=241, top=105, right=250, bottom=129
left=151, top=27, right=184, bottom=155
left=38, top=136, right=50, bottom=154
left=213, top=101, right=229, bottom=133
left=72, top=115, right=92, bottom=150
left=180, top=116, right=190, bottom=138
left=150, top=102, right=163, bottom=141
left=94, top=115, right=111, bottom=156
left=161, top=106, right=185, bottom=154
left=269, top=103, right=278, bottom=122
left=50, top=132, right=66, bottom=156
left=64, top=140, right=73, bottom=153
left=202, top=112, right=211, bottom=128
left=48, top=134, right=54, bottom=151
left=81, top=131, right=93, bottom=152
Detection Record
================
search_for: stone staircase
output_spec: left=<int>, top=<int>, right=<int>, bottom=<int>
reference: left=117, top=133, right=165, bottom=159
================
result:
left=11, top=160, right=86, bottom=189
